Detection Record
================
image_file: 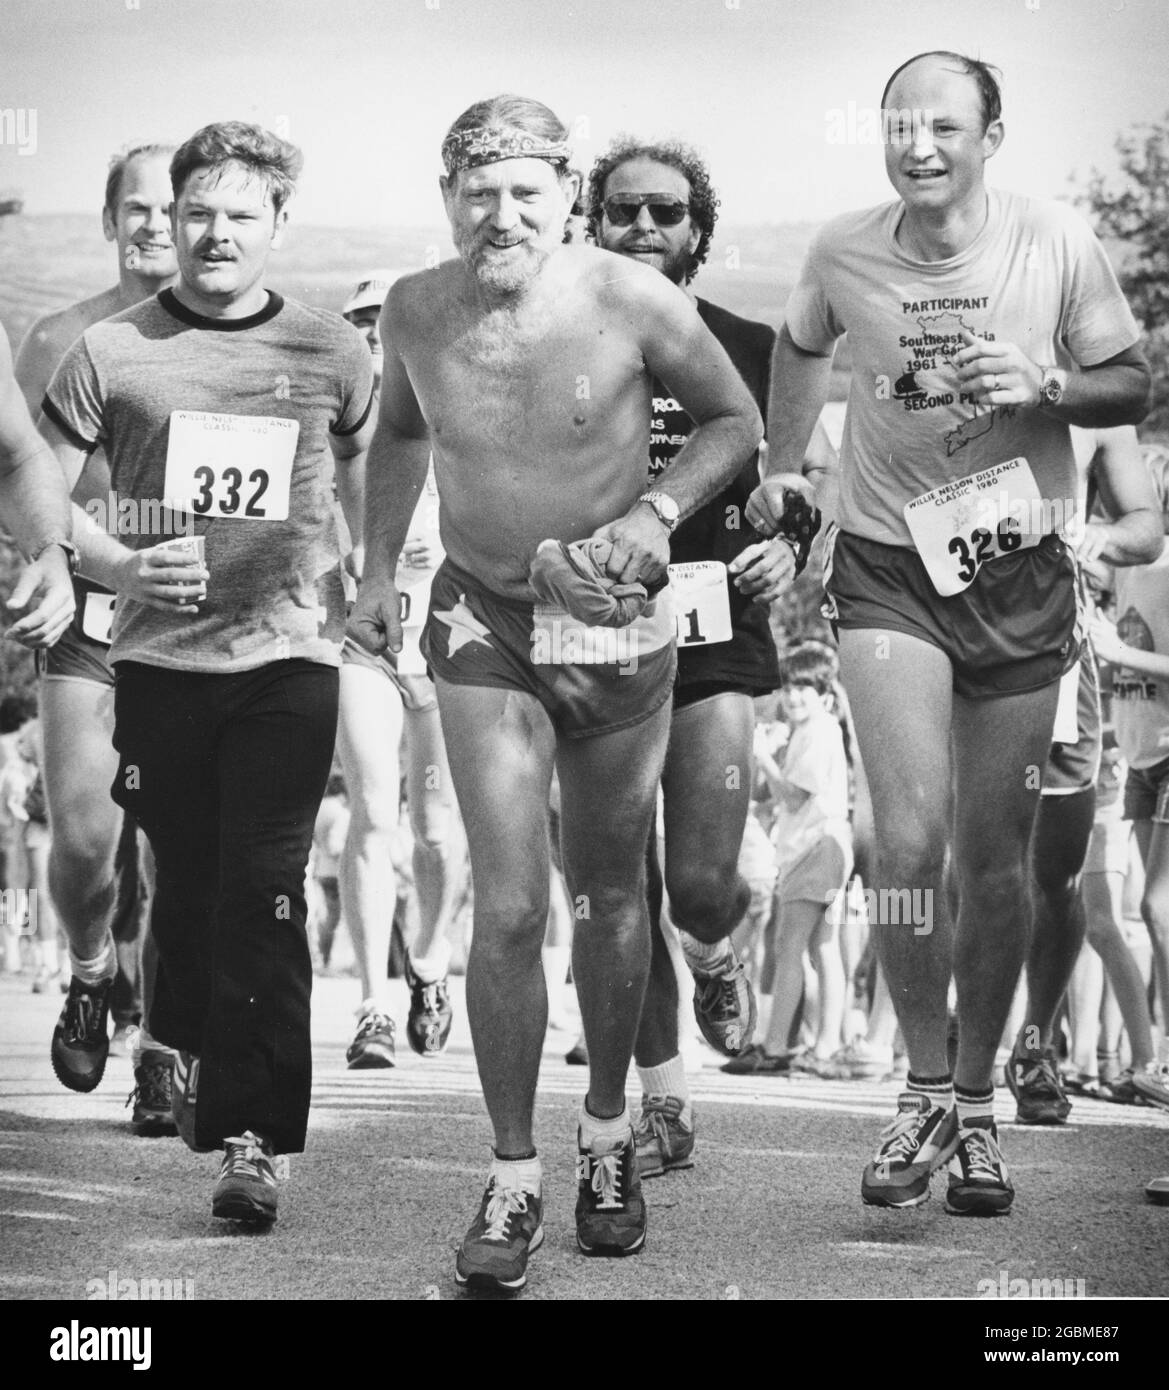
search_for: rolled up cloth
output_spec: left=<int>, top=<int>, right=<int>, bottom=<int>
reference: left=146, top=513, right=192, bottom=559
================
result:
left=528, top=537, right=652, bottom=628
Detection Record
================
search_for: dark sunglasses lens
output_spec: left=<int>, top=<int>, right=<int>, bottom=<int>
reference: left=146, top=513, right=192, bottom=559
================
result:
left=605, top=201, right=639, bottom=226
left=604, top=200, right=688, bottom=227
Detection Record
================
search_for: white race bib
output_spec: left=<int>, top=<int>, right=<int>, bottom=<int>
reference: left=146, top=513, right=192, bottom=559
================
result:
left=670, top=560, right=732, bottom=646
left=903, top=457, right=1043, bottom=597
left=79, top=591, right=115, bottom=646
left=1052, top=660, right=1081, bottom=744
left=163, top=411, right=298, bottom=521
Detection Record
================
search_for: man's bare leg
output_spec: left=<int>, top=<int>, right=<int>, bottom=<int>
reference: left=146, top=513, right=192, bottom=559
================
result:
left=838, top=630, right=955, bottom=1079
left=950, top=682, right=1061, bottom=1092
left=435, top=678, right=555, bottom=1156
left=630, top=693, right=754, bottom=1175
left=336, top=662, right=404, bottom=1065
left=403, top=705, right=461, bottom=964
left=41, top=680, right=122, bottom=968
left=1005, top=788, right=1093, bottom=1122
left=557, top=701, right=671, bottom=1120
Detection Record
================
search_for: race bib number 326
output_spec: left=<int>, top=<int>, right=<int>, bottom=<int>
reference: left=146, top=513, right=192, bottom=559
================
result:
left=163, top=411, right=298, bottom=520
left=903, top=457, right=1042, bottom=597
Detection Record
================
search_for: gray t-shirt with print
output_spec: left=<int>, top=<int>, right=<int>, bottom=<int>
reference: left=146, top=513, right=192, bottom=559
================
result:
left=45, top=289, right=373, bottom=673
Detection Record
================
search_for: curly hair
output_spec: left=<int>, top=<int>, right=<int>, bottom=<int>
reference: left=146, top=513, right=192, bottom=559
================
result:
left=170, top=122, right=303, bottom=215
left=586, top=137, right=719, bottom=284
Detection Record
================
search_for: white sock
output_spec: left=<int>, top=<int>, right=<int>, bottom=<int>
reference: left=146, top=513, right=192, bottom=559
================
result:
left=410, top=939, right=452, bottom=984
left=579, top=1101, right=632, bottom=1151
left=490, top=1152, right=542, bottom=1195
left=679, top=930, right=732, bottom=975
left=68, top=935, right=116, bottom=987
left=637, top=1055, right=692, bottom=1125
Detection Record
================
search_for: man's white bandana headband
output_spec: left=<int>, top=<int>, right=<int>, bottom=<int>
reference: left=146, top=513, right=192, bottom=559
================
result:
left=441, top=125, right=571, bottom=176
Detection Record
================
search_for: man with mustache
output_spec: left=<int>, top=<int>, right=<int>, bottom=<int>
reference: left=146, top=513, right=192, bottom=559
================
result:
left=38, top=122, right=374, bottom=1227
left=588, top=137, right=835, bottom=1174
left=350, top=95, right=761, bottom=1293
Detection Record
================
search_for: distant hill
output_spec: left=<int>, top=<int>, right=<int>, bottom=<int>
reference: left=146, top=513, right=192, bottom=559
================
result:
left=0, top=213, right=850, bottom=397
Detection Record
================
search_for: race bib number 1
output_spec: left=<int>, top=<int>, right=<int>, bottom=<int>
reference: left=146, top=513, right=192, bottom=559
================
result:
left=669, top=560, right=732, bottom=646
left=903, top=457, right=1043, bottom=597
left=163, top=411, right=298, bottom=521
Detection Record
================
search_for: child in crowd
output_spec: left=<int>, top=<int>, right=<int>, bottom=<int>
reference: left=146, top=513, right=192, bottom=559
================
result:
left=725, top=642, right=852, bottom=1074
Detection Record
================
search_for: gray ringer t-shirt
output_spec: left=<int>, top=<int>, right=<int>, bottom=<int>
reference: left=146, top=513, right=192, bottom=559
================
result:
left=44, top=289, right=373, bottom=673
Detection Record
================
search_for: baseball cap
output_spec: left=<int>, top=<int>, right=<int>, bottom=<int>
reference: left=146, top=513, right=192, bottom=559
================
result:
left=342, top=269, right=401, bottom=317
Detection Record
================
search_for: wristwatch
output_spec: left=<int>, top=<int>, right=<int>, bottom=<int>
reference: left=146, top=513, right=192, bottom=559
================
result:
left=30, top=538, right=80, bottom=575
left=1038, top=367, right=1068, bottom=409
left=637, top=491, right=680, bottom=534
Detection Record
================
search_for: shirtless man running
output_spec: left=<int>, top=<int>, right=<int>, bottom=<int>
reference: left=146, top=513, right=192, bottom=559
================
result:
left=350, top=95, right=761, bottom=1293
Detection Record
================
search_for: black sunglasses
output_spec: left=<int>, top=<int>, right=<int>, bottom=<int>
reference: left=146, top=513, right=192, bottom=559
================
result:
left=602, top=195, right=690, bottom=228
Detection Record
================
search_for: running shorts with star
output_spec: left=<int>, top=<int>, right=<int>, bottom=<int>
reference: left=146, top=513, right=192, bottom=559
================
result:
left=821, top=526, right=1080, bottom=700
left=421, top=558, right=676, bottom=739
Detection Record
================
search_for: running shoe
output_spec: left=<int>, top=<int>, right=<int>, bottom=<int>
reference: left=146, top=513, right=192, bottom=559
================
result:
left=404, top=964, right=453, bottom=1056
left=861, top=1092, right=960, bottom=1208
left=634, top=1094, right=695, bottom=1179
left=1146, top=1176, right=1169, bottom=1206
left=455, top=1177, right=544, bottom=1293
left=821, top=1038, right=895, bottom=1080
left=565, top=1036, right=588, bottom=1066
left=720, top=1043, right=790, bottom=1075
left=212, top=1131, right=279, bottom=1224
left=172, top=1049, right=213, bottom=1152
left=127, top=1049, right=177, bottom=1137
left=1006, top=1048, right=1071, bottom=1125
left=50, top=977, right=113, bottom=1092
left=1132, top=1060, right=1169, bottom=1112
left=1063, top=1071, right=1104, bottom=1098
left=945, top=1118, right=1014, bottom=1216
left=346, top=1010, right=396, bottom=1069
left=1101, top=1067, right=1143, bottom=1105
left=576, top=1128, right=646, bottom=1256
left=688, top=943, right=756, bottom=1056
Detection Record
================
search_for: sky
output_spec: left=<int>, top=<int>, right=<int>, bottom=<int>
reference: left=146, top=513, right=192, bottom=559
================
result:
left=1, top=0, right=1166, bottom=228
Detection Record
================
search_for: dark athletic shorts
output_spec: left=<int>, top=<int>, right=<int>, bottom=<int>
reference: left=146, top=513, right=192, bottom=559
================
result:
left=822, top=526, right=1080, bottom=700
left=421, top=557, right=676, bottom=740
left=1124, top=754, right=1169, bottom=825
left=341, top=636, right=438, bottom=713
left=37, top=577, right=115, bottom=686
left=1043, top=652, right=1102, bottom=796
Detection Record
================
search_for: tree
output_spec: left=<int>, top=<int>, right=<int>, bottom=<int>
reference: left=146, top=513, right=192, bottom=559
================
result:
left=1078, top=113, right=1169, bottom=438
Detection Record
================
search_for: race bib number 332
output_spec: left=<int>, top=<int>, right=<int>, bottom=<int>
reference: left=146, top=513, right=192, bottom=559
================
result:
left=163, top=410, right=298, bottom=520
left=903, top=457, right=1042, bottom=597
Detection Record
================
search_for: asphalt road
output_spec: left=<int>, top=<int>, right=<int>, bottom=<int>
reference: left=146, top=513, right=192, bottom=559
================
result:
left=2, top=971, right=1167, bottom=1304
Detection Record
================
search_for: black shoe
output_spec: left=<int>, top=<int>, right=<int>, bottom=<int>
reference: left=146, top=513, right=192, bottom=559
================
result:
left=575, top=1128, right=646, bottom=1256
left=346, top=1011, right=396, bottom=1069
left=50, top=977, right=113, bottom=1092
left=405, top=964, right=453, bottom=1056
left=212, top=1132, right=278, bottom=1224
left=127, top=1050, right=178, bottom=1137
left=455, top=1178, right=544, bottom=1292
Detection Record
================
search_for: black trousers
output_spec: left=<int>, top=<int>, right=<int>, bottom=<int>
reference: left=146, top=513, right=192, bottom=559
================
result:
left=111, top=659, right=339, bottom=1153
